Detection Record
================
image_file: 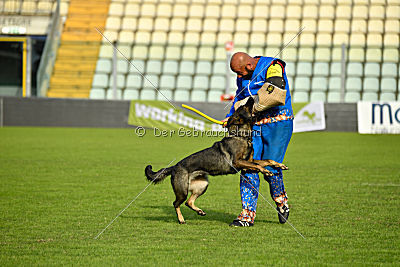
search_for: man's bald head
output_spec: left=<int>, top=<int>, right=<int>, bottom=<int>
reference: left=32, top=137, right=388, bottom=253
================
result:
left=230, top=52, right=259, bottom=79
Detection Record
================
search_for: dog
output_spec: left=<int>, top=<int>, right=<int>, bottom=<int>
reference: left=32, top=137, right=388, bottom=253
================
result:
left=144, top=97, right=288, bottom=224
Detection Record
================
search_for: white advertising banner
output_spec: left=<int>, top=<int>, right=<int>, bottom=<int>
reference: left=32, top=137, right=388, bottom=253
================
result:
left=357, top=102, right=400, bottom=134
left=293, top=102, right=326, bottom=133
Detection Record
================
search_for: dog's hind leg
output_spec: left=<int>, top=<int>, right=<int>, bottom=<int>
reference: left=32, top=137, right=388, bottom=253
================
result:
left=171, top=170, right=189, bottom=224
left=185, top=177, right=208, bottom=216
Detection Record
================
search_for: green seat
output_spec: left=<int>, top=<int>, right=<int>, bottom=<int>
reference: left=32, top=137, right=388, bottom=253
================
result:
left=106, top=89, right=122, bottom=100
left=380, top=92, right=396, bottom=101
left=123, top=89, right=139, bottom=100
left=140, top=89, right=156, bottom=100
left=311, top=77, right=328, bottom=91
left=193, top=76, right=209, bottom=90
left=157, top=89, right=173, bottom=101
left=89, top=88, right=105, bottom=99
left=191, top=90, right=207, bottom=102
left=294, top=77, right=310, bottom=92
left=174, top=90, right=190, bottom=101
left=344, top=92, right=360, bottom=102
left=126, top=74, right=142, bottom=89
left=363, top=78, right=379, bottom=92
left=92, top=74, right=108, bottom=88
left=310, top=92, right=326, bottom=102
left=293, top=91, right=309, bottom=103
left=362, top=92, right=378, bottom=101
left=96, top=59, right=111, bottom=73
left=207, top=90, right=223, bottom=102
left=159, top=75, right=175, bottom=90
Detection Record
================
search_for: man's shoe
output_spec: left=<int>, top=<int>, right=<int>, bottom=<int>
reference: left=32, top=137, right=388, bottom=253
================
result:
left=229, top=219, right=254, bottom=227
left=277, top=205, right=289, bottom=224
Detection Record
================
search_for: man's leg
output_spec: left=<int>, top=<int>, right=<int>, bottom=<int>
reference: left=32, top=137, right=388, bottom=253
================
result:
left=231, top=125, right=262, bottom=226
left=261, top=120, right=293, bottom=221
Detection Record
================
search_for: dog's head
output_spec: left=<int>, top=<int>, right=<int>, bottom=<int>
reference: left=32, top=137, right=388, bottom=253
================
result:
left=225, top=97, right=254, bottom=131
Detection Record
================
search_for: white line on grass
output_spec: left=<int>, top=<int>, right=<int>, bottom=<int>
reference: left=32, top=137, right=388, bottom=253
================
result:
left=222, top=156, right=306, bottom=239
left=94, top=27, right=176, bottom=109
left=94, top=158, right=176, bottom=239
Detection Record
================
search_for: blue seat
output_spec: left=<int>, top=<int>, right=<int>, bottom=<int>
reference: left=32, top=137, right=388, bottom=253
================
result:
left=346, top=62, right=363, bottom=77
left=311, top=77, right=328, bottom=91
left=313, top=62, right=329, bottom=76
left=294, top=77, right=310, bottom=91
left=363, top=77, right=379, bottom=92
left=296, top=62, right=312, bottom=77
left=346, top=77, right=362, bottom=92
left=364, top=63, right=380, bottom=77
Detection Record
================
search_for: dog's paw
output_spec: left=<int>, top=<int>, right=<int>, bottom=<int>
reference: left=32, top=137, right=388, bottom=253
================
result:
left=178, top=220, right=186, bottom=224
left=277, top=163, right=289, bottom=170
left=260, top=168, right=273, bottom=176
left=197, top=210, right=206, bottom=216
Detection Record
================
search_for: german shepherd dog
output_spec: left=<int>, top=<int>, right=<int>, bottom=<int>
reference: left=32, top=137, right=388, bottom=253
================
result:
left=145, top=97, right=288, bottom=224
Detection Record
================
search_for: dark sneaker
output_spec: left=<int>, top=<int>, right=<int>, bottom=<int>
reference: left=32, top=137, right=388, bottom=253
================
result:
left=277, top=204, right=289, bottom=224
left=229, top=219, right=254, bottom=227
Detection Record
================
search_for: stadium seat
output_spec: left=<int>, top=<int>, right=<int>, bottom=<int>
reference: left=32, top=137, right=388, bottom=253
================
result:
left=353, top=5, right=368, bottom=19
left=210, top=76, right=226, bottom=91
left=364, top=63, right=380, bottom=77
left=140, top=89, right=156, bottom=100
left=184, top=32, right=200, bottom=46
left=193, top=76, right=209, bottom=90
left=351, top=19, right=367, bottom=33
left=207, top=90, right=223, bottom=102
left=329, top=77, right=342, bottom=91
left=149, top=45, right=165, bottom=59
left=311, top=77, right=328, bottom=91
left=125, top=3, right=140, bottom=17
left=92, top=74, right=108, bottom=88
left=132, top=45, right=148, bottom=60
left=123, top=89, right=139, bottom=100
left=145, top=60, right=162, bottom=75
left=315, top=48, right=331, bottom=62
left=122, top=18, right=137, bottom=31
left=203, top=18, right=219, bottom=32
left=363, top=78, right=379, bottom=92
left=383, top=49, right=399, bottom=63
left=126, top=74, right=142, bottom=89
left=162, top=60, right=178, bottom=75
left=157, top=3, right=172, bottom=18
left=347, top=63, right=363, bottom=77
left=293, top=91, right=309, bottom=102
left=387, top=4, right=400, bottom=19
left=182, top=46, right=198, bottom=60
left=368, top=19, right=384, bottom=33
left=346, top=77, right=362, bottom=91
left=213, top=61, right=227, bottom=76
left=298, top=48, right=314, bottom=61
left=96, top=59, right=112, bottom=74
left=369, top=5, right=385, bottom=19
left=200, top=32, right=217, bottom=45
left=109, top=74, right=125, bottom=89
left=109, top=3, right=123, bottom=16
left=198, top=47, right=214, bottom=61
left=129, top=60, right=145, bottom=74
left=159, top=75, right=175, bottom=90
left=348, top=48, right=365, bottom=62
left=286, top=5, right=302, bottom=19
left=157, top=90, right=173, bottom=101
left=285, top=62, right=296, bottom=76
left=296, top=62, right=312, bottom=77
left=180, top=61, right=195, bottom=75
left=176, top=76, right=192, bottom=90
left=327, top=91, right=341, bottom=103
left=344, top=92, right=360, bottom=102
left=174, top=90, right=190, bottom=101
left=310, top=92, right=326, bottom=102
left=270, top=5, right=285, bottom=19
left=336, top=5, right=351, bottom=19
left=89, top=89, right=106, bottom=99
left=381, top=78, right=397, bottom=92
left=385, top=20, right=400, bottom=33
left=191, top=90, right=207, bottom=102
left=365, top=48, right=382, bottom=63
left=285, top=19, right=300, bottom=33
left=333, top=33, right=349, bottom=45
left=313, top=62, right=329, bottom=77
left=362, top=92, right=378, bottom=101
left=380, top=92, right=396, bottom=101
left=106, top=89, right=122, bottom=100
left=294, top=77, right=310, bottom=91
left=330, top=62, right=342, bottom=76
left=252, top=19, right=268, bottom=33
left=117, top=60, right=128, bottom=74
left=221, top=4, right=236, bottom=19
left=303, top=5, right=318, bottom=19
left=196, top=61, right=212, bottom=75
left=381, top=63, right=398, bottom=77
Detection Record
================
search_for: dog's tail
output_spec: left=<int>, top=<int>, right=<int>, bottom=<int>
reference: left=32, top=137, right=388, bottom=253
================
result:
left=145, top=165, right=173, bottom=184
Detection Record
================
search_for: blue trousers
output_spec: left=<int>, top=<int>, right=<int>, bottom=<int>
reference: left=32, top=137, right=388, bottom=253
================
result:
left=237, top=120, right=293, bottom=223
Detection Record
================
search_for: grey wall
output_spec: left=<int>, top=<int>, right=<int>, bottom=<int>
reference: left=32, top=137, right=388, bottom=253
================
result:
left=0, top=97, right=357, bottom=132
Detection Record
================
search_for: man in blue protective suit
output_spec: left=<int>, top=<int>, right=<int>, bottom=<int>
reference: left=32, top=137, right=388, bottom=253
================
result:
left=223, top=52, right=294, bottom=227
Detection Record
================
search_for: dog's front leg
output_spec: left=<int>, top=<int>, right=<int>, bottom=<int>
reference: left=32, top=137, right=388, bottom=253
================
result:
left=233, top=159, right=273, bottom=176
left=252, top=159, right=288, bottom=170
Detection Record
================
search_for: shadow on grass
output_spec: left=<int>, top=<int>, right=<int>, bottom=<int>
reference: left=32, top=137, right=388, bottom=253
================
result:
left=121, top=205, right=278, bottom=225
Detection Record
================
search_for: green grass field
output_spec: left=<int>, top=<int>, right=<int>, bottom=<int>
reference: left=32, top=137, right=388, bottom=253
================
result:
left=0, top=127, right=399, bottom=265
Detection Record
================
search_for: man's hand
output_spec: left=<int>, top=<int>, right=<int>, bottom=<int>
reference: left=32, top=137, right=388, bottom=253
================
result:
left=221, top=117, right=229, bottom=128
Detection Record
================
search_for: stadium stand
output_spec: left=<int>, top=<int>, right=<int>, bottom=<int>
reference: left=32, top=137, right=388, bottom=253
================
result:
left=3, top=0, right=397, bottom=102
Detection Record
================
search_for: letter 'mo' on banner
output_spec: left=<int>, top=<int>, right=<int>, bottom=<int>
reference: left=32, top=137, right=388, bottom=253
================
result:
left=358, top=102, right=400, bottom=134
left=128, top=101, right=223, bottom=131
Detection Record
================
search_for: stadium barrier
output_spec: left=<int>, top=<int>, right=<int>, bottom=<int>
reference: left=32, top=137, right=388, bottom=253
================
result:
left=0, top=96, right=360, bottom=132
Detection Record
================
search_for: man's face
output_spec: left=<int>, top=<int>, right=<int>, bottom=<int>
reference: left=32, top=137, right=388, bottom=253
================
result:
left=232, top=64, right=253, bottom=79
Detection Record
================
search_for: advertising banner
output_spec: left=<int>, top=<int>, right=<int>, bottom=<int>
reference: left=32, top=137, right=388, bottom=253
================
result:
left=357, top=102, right=400, bottom=134
left=293, top=102, right=326, bottom=133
